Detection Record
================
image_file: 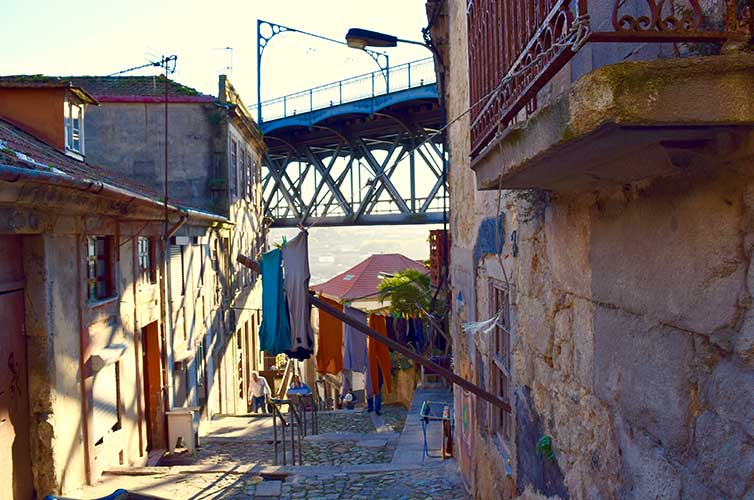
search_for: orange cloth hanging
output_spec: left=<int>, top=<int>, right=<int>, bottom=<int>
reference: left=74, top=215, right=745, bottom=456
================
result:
left=316, top=296, right=344, bottom=375
left=368, top=314, right=392, bottom=395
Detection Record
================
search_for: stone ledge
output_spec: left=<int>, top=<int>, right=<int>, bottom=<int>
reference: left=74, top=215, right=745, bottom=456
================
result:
left=472, top=53, right=754, bottom=192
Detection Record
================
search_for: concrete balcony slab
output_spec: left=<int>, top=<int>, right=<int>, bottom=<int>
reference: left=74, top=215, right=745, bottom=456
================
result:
left=472, top=53, right=754, bottom=192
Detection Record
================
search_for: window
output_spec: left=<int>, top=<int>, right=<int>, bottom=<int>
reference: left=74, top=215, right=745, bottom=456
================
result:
left=246, top=156, right=254, bottom=201
left=137, top=237, right=156, bottom=284
left=489, top=281, right=512, bottom=442
left=65, top=98, right=84, bottom=155
left=240, top=149, right=247, bottom=199
left=230, top=140, right=238, bottom=197
left=169, top=244, right=185, bottom=298
left=87, top=236, right=113, bottom=301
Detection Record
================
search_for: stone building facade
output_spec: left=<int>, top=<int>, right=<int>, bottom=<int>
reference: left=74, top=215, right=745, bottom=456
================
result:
left=434, top=1, right=754, bottom=499
left=0, top=80, right=225, bottom=498
left=68, top=74, right=267, bottom=425
left=0, top=73, right=267, bottom=499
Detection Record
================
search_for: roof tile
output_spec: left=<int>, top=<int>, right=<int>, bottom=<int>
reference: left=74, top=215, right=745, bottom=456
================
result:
left=311, top=253, right=428, bottom=301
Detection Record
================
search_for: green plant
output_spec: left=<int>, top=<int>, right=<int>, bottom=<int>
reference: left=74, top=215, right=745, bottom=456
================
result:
left=377, top=268, right=431, bottom=317
left=537, top=435, right=555, bottom=461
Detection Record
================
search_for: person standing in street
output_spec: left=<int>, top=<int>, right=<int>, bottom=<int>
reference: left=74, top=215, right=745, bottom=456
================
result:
left=248, top=371, right=271, bottom=414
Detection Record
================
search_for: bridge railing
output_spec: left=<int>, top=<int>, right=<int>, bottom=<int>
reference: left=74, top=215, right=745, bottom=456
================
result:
left=250, top=57, right=436, bottom=123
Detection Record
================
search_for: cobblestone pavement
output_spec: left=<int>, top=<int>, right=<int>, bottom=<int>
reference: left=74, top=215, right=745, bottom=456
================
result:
left=71, top=389, right=469, bottom=499
left=301, top=439, right=397, bottom=465
left=315, top=406, right=407, bottom=434
left=161, top=406, right=406, bottom=468
left=217, top=463, right=470, bottom=499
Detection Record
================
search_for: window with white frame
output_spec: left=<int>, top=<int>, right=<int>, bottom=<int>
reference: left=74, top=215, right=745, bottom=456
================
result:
left=65, top=98, right=84, bottom=155
left=489, top=280, right=512, bottom=442
left=87, top=236, right=113, bottom=301
left=137, top=237, right=156, bottom=285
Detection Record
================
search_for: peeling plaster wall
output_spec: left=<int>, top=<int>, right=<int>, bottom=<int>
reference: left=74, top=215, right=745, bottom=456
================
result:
left=84, top=99, right=266, bottom=422
left=445, top=1, right=754, bottom=499
left=84, top=103, right=218, bottom=212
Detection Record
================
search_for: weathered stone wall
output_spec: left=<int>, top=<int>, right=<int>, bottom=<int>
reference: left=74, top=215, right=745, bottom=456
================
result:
left=84, top=103, right=220, bottom=211
left=445, top=1, right=754, bottom=499
left=445, top=0, right=516, bottom=497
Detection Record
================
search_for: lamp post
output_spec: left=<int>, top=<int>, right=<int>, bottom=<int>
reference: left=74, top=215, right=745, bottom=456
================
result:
left=256, top=19, right=389, bottom=125
left=345, top=28, right=432, bottom=50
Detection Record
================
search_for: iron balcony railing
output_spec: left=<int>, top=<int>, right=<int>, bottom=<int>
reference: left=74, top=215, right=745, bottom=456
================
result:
left=250, top=57, right=436, bottom=123
left=467, top=0, right=753, bottom=158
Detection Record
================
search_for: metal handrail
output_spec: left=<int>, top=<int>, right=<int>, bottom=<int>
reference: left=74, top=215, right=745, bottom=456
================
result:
left=250, top=57, right=436, bottom=123
left=270, top=399, right=289, bottom=465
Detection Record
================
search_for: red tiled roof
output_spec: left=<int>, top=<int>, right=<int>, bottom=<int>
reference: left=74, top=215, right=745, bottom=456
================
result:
left=0, top=117, right=162, bottom=199
left=311, top=253, right=428, bottom=301
left=0, top=75, right=214, bottom=103
left=0, top=75, right=98, bottom=103
left=66, top=76, right=214, bottom=102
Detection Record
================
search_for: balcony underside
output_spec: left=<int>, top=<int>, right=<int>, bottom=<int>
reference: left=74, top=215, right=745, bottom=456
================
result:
left=472, top=54, right=754, bottom=192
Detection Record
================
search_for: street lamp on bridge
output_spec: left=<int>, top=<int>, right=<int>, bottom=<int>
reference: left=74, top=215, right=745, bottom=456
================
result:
left=256, top=19, right=390, bottom=126
left=345, top=28, right=431, bottom=50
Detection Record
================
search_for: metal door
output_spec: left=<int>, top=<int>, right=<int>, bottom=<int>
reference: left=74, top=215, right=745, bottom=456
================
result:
left=0, top=235, right=34, bottom=500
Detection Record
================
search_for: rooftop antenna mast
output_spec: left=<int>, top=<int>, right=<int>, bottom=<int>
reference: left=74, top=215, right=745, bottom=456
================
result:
left=107, top=55, right=178, bottom=232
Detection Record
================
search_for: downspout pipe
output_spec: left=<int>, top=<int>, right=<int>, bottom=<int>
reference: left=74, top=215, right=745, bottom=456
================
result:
left=0, top=164, right=228, bottom=224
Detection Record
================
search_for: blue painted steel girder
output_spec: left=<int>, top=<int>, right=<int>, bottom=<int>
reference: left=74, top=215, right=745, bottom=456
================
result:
left=260, top=84, right=438, bottom=134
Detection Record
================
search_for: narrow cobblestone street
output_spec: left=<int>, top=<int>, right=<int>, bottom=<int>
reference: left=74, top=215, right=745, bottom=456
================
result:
left=70, top=389, right=470, bottom=499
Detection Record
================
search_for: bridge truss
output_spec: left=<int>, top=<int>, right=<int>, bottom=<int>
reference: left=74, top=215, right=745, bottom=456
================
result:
left=255, top=58, right=447, bottom=227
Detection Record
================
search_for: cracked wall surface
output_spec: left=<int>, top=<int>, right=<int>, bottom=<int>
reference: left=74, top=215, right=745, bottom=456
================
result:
left=443, top=1, right=754, bottom=499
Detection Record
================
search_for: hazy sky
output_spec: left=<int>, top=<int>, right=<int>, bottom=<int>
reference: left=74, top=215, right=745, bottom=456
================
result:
left=0, top=0, right=431, bottom=104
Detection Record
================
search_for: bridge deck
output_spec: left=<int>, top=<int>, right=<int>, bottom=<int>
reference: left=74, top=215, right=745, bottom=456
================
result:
left=255, top=58, right=447, bottom=228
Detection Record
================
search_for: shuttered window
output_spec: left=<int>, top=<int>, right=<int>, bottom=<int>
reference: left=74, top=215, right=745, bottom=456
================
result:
left=169, top=245, right=185, bottom=298
left=92, top=362, right=120, bottom=444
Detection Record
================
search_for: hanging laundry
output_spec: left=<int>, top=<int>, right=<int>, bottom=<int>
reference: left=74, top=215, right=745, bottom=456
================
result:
left=413, top=318, right=425, bottom=353
left=316, top=295, right=343, bottom=375
left=282, top=230, right=314, bottom=361
left=395, top=317, right=408, bottom=345
left=407, top=319, right=417, bottom=350
left=343, top=306, right=368, bottom=373
left=367, top=314, right=392, bottom=397
left=259, top=248, right=291, bottom=355
left=386, top=315, right=397, bottom=344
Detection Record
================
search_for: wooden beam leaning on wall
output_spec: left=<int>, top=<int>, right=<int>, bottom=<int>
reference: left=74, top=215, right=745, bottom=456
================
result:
left=310, top=295, right=511, bottom=413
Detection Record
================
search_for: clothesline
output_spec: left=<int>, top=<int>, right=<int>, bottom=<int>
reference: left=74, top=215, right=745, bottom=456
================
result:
left=237, top=245, right=511, bottom=413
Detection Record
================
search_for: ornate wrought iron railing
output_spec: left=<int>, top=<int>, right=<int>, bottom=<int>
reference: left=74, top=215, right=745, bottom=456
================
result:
left=249, top=57, right=436, bottom=123
left=468, top=0, right=753, bottom=157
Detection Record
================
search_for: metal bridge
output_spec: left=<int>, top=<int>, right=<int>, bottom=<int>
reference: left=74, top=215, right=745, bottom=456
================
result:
left=251, top=57, right=447, bottom=227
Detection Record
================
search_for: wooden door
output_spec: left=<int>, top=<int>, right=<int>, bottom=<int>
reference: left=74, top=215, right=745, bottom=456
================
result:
left=0, top=235, right=34, bottom=500
left=142, top=321, right=166, bottom=450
